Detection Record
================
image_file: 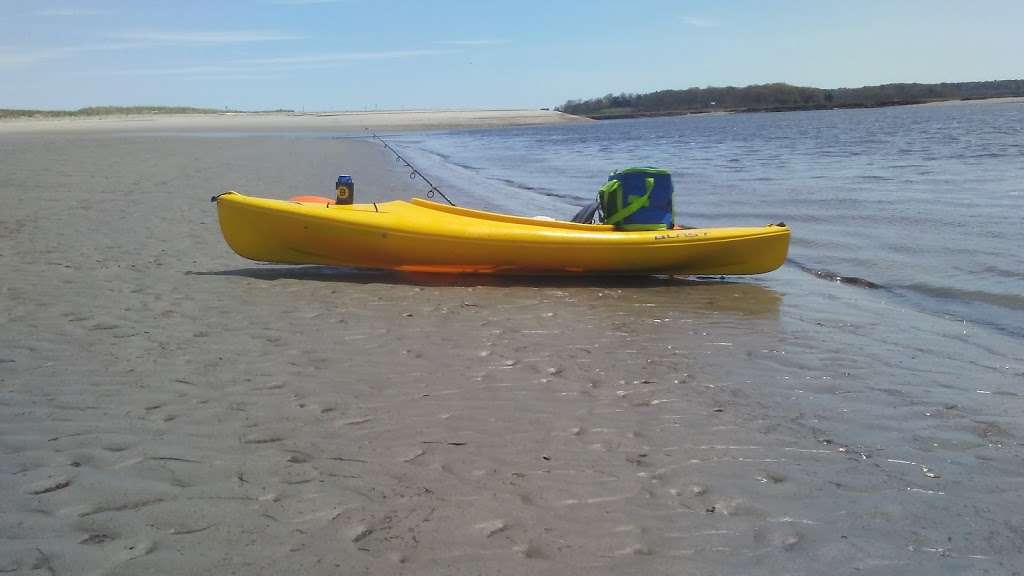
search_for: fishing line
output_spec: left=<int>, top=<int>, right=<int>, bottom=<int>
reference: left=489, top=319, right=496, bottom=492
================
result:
left=369, top=131, right=456, bottom=206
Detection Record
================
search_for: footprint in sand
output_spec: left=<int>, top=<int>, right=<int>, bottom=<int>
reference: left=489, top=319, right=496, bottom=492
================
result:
left=240, top=432, right=284, bottom=444
left=474, top=519, right=509, bottom=538
left=614, top=543, right=654, bottom=556
left=516, top=541, right=549, bottom=559
left=23, top=474, right=74, bottom=495
left=754, top=525, right=803, bottom=551
left=284, top=449, right=314, bottom=464
left=1, top=548, right=54, bottom=574
left=65, top=495, right=166, bottom=518
left=79, top=533, right=114, bottom=545
left=709, top=497, right=768, bottom=519
left=104, top=538, right=157, bottom=569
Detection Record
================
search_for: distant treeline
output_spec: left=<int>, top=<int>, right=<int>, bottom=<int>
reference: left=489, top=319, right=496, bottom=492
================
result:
left=558, top=80, right=1024, bottom=119
left=0, top=106, right=294, bottom=119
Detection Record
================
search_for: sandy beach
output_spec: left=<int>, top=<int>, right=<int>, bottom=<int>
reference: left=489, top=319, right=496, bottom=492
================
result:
left=913, top=95, right=1024, bottom=107
left=2, top=112, right=1022, bottom=575
left=0, top=109, right=589, bottom=135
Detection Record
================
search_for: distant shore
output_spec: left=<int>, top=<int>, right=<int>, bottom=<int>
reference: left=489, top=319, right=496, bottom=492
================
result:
left=0, top=108, right=591, bottom=135
left=913, top=95, right=1024, bottom=106
left=573, top=95, right=1024, bottom=120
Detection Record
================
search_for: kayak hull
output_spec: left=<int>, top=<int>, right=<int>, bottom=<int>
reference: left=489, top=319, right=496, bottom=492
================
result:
left=214, top=192, right=790, bottom=275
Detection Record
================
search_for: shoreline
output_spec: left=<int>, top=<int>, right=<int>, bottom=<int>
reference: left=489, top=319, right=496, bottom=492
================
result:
left=0, top=108, right=591, bottom=135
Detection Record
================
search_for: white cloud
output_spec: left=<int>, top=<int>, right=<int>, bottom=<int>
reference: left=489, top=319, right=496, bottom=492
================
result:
left=269, top=0, right=345, bottom=5
left=682, top=16, right=715, bottom=28
left=35, top=8, right=110, bottom=17
left=0, top=42, right=149, bottom=67
left=0, top=48, right=57, bottom=66
left=236, top=49, right=459, bottom=65
left=114, top=30, right=305, bottom=44
left=118, top=64, right=292, bottom=76
left=434, top=40, right=507, bottom=46
left=112, top=49, right=460, bottom=76
left=1, top=29, right=304, bottom=68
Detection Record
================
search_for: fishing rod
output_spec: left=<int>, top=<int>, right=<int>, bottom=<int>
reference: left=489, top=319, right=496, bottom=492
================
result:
left=369, top=131, right=456, bottom=206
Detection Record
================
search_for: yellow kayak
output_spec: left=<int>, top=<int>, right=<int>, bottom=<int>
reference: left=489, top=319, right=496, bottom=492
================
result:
left=213, top=191, right=790, bottom=275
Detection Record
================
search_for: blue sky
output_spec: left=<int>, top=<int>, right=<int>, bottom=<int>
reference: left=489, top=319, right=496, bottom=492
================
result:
left=2, top=0, right=1022, bottom=110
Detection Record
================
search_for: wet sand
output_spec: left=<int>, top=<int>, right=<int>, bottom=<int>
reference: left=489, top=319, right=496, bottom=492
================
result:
left=2, top=116, right=1023, bottom=575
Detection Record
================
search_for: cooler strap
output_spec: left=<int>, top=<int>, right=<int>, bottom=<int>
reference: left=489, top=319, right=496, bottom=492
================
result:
left=598, top=179, right=621, bottom=215
left=604, top=177, right=654, bottom=226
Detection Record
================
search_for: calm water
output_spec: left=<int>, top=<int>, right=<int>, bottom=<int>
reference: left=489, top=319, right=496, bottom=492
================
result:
left=392, top=102, right=1024, bottom=341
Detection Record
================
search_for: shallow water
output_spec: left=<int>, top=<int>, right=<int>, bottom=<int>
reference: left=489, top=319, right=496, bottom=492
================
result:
left=392, top=102, right=1024, bottom=341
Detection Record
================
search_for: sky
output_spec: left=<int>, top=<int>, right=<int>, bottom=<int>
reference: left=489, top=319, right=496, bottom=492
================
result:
left=2, top=0, right=1022, bottom=111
